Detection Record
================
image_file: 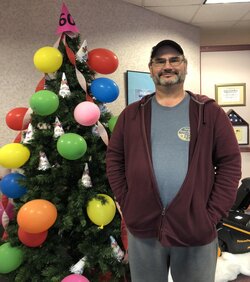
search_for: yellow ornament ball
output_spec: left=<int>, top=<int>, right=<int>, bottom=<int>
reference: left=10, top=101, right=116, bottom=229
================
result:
left=0, top=143, right=30, bottom=169
left=33, top=46, right=63, bottom=73
left=87, top=194, right=116, bottom=228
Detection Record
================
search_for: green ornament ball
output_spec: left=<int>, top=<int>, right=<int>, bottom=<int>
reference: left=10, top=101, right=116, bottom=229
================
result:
left=108, top=116, right=118, bottom=132
left=0, top=243, right=23, bottom=274
left=29, top=90, right=59, bottom=116
left=57, top=133, right=87, bottom=160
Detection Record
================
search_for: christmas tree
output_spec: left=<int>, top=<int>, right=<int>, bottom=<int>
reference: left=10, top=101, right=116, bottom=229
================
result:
left=0, top=3, right=129, bottom=282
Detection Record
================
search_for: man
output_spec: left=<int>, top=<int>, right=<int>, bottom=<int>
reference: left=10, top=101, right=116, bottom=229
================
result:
left=106, top=40, right=241, bottom=282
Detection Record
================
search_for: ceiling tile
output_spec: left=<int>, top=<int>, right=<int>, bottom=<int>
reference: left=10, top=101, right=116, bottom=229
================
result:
left=241, top=11, right=250, bottom=19
left=233, top=20, right=250, bottom=27
left=147, top=5, right=201, bottom=23
left=192, top=3, right=250, bottom=23
left=144, top=0, right=203, bottom=6
left=121, top=0, right=250, bottom=31
left=197, top=21, right=236, bottom=28
left=122, top=0, right=143, bottom=6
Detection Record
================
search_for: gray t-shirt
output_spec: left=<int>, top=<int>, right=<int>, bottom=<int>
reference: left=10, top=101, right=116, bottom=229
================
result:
left=151, top=94, right=190, bottom=207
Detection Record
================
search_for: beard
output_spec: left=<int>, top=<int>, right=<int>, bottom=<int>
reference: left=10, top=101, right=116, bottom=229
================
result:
left=152, top=69, right=186, bottom=87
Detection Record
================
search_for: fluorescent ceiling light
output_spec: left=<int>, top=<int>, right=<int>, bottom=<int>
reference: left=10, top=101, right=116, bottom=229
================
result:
left=204, top=0, right=250, bottom=3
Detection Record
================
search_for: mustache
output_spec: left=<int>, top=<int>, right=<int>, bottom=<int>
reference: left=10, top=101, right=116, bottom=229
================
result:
left=159, top=70, right=178, bottom=76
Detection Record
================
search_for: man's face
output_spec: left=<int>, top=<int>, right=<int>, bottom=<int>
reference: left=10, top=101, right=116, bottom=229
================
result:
left=149, top=46, right=187, bottom=87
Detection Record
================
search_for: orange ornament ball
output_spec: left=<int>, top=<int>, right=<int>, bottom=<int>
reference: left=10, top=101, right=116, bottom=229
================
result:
left=17, top=199, right=57, bottom=233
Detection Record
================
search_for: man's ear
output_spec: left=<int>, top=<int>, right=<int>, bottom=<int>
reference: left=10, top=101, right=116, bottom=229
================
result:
left=148, top=63, right=153, bottom=75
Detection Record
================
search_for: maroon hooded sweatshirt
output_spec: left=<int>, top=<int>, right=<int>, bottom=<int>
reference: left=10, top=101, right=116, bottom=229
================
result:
left=106, top=92, right=241, bottom=247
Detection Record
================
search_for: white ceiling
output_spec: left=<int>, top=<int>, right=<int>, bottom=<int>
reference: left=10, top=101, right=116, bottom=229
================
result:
left=121, top=0, right=250, bottom=32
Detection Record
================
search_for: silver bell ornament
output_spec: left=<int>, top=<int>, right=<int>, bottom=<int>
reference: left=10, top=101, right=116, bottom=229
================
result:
left=81, top=163, right=93, bottom=188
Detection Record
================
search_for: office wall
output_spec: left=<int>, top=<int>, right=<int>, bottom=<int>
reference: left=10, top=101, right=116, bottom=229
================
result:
left=201, top=50, right=250, bottom=179
left=201, top=29, right=250, bottom=46
left=0, top=0, right=200, bottom=147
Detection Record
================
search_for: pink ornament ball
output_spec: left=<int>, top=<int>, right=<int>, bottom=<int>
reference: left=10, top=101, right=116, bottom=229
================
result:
left=74, top=101, right=101, bottom=126
left=61, top=274, right=90, bottom=282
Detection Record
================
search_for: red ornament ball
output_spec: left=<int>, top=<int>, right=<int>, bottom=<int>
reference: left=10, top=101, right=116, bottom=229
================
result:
left=88, top=48, right=118, bottom=74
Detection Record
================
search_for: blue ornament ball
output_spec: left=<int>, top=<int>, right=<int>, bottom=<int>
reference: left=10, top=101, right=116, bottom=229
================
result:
left=0, top=173, right=27, bottom=199
left=90, top=78, right=119, bottom=103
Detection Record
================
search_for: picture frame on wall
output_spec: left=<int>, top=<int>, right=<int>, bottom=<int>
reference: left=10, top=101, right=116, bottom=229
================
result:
left=232, top=125, right=249, bottom=145
left=215, top=83, right=246, bottom=107
left=126, top=70, right=155, bottom=105
left=227, top=109, right=249, bottom=145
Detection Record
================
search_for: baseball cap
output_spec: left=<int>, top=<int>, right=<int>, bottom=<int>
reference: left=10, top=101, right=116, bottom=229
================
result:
left=150, top=40, right=184, bottom=59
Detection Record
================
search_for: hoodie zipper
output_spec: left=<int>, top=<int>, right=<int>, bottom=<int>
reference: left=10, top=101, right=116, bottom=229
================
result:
left=158, top=207, right=166, bottom=241
left=140, top=102, right=164, bottom=209
left=140, top=101, right=166, bottom=240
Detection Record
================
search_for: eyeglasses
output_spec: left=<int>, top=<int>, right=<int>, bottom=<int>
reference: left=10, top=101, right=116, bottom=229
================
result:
left=151, top=56, right=185, bottom=68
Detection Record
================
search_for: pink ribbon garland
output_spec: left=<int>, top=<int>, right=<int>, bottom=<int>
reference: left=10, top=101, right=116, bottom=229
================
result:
left=97, top=121, right=109, bottom=146
left=1, top=195, right=10, bottom=240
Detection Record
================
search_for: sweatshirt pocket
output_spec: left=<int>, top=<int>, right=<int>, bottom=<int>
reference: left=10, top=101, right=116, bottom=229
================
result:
left=205, top=209, right=216, bottom=229
left=163, top=200, right=217, bottom=246
left=121, top=185, right=161, bottom=232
